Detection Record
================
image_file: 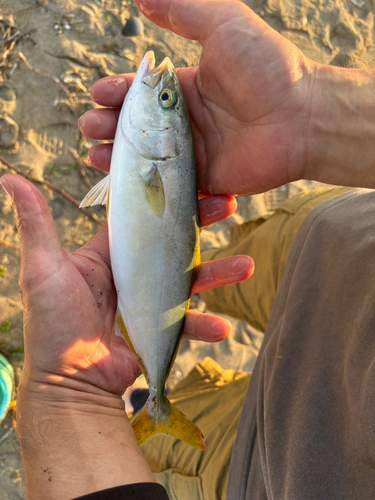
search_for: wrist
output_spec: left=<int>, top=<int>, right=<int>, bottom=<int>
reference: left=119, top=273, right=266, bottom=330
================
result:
left=18, top=372, right=125, bottom=414
left=17, top=384, right=155, bottom=500
left=278, top=57, right=320, bottom=186
left=304, top=63, right=375, bottom=188
left=17, top=356, right=129, bottom=410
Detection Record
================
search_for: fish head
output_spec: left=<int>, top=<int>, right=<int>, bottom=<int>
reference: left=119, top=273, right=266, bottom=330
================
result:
left=120, top=51, right=191, bottom=161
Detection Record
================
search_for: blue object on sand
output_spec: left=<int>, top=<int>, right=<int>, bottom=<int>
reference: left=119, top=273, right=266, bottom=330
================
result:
left=121, top=17, right=144, bottom=37
left=0, top=353, right=14, bottom=424
left=130, top=388, right=149, bottom=414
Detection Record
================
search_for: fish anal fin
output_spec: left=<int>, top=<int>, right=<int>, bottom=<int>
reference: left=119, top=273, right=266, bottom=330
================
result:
left=140, top=163, right=165, bottom=218
left=131, top=394, right=206, bottom=450
left=191, top=218, right=201, bottom=289
left=114, top=309, right=128, bottom=340
left=115, top=309, right=149, bottom=383
left=79, top=174, right=110, bottom=208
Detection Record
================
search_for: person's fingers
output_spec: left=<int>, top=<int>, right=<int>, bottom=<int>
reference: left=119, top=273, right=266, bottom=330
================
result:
left=193, top=256, right=254, bottom=294
left=183, top=309, right=231, bottom=342
left=85, top=149, right=239, bottom=225
left=90, top=74, right=135, bottom=108
left=78, top=108, right=119, bottom=141
left=136, top=0, right=247, bottom=41
left=199, top=195, right=237, bottom=227
left=85, top=72, right=198, bottom=173
left=0, top=174, right=65, bottom=293
left=83, top=158, right=237, bottom=225
left=88, top=144, right=113, bottom=173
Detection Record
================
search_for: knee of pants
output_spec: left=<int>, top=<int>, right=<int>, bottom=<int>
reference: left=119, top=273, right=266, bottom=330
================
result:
left=200, top=187, right=355, bottom=331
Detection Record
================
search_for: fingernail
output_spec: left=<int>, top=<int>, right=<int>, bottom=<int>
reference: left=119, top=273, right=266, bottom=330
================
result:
left=78, top=113, right=86, bottom=133
left=203, top=197, right=225, bottom=218
left=230, top=257, right=249, bottom=277
left=90, top=147, right=106, bottom=166
left=0, top=178, right=14, bottom=204
left=216, top=318, right=231, bottom=339
left=88, top=85, right=96, bottom=100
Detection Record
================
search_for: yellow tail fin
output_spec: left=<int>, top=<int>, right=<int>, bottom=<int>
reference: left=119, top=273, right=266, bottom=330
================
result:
left=131, top=394, right=206, bottom=451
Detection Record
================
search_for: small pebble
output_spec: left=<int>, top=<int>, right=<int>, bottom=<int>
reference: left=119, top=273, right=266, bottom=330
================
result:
left=122, top=17, right=144, bottom=37
left=0, top=115, right=19, bottom=148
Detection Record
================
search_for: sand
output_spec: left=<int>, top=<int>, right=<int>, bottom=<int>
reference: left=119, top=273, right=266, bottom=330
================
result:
left=0, top=0, right=374, bottom=496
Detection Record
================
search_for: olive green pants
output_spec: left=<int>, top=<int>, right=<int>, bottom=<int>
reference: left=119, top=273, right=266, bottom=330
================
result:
left=142, top=186, right=354, bottom=500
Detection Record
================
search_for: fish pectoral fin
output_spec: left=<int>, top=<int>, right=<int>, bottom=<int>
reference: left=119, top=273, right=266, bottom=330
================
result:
left=79, top=174, right=110, bottom=208
left=131, top=394, right=207, bottom=450
left=139, top=163, right=165, bottom=218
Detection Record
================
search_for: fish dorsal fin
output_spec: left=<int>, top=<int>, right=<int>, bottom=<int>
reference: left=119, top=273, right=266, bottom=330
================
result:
left=79, top=174, right=110, bottom=208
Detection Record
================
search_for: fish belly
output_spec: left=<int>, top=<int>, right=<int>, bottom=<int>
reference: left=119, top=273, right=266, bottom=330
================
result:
left=108, top=143, right=198, bottom=390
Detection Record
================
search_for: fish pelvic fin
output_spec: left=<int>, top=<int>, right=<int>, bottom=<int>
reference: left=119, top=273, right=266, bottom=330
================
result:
left=79, top=174, right=110, bottom=208
left=131, top=393, right=206, bottom=451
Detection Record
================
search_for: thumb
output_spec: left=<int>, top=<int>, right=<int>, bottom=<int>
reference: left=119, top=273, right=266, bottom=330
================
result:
left=0, top=174, right=65, bottom=293
left=136, top=0, right=247, bottom=41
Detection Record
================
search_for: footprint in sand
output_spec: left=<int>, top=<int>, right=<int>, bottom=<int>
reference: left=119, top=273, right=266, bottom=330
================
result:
left=0, top=83, right=16, bottom=115
left=0, top=82, right=19, bottom=149
left=0, top=116, right=19, bottom=149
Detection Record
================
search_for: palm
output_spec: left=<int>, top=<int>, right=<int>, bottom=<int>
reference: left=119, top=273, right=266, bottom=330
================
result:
left=178, top=6, right=311, bottom=196
left=23, top=226, right=140, bottom=396
left=85, top=5, right=312, bottom=197
left=6, top=174, right=251, bottom=399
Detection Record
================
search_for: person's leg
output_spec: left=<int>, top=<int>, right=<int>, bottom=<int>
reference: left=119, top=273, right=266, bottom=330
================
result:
left=142, top=358, right=251, bottom=500
left=201, top=186, right=353, bottom=331
left=142, top=186, right=354, bottom=500
left=228, top=188, right=375, bottom=499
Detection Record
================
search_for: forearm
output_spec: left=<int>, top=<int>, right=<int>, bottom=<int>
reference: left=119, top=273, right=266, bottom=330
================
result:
left=306, top=64, right=375, bottom=188
left=17, top=385, right=155, bottom=500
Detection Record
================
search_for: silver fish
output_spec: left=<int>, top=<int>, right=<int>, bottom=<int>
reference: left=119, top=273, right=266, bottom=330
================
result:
left=80, top=51, right=205, bottom=450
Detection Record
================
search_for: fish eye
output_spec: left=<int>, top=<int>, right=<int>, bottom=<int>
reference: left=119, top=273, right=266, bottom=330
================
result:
left=159, top=89, right=177, bottom=108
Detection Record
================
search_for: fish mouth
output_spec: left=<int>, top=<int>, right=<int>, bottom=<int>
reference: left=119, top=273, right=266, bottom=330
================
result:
left=138, top=51, right=156, bottom=75
left=139, top=51, right=175, bottom=89
left=154, top=56, right=174, bottom=73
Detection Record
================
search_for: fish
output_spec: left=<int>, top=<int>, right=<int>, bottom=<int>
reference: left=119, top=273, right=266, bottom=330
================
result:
left=80, top=51, right=206, bottom=450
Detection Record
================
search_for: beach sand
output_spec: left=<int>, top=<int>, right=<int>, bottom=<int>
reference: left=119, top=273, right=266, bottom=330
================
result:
left=0, top=0, right=374, bottom=496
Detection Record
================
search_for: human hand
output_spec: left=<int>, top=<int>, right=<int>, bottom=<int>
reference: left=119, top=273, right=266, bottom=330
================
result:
left=0, top=174, right=252, bottom=404
left=0, top=174, right=252, bottom=498
left=83, top=0, right=316, bottom=196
